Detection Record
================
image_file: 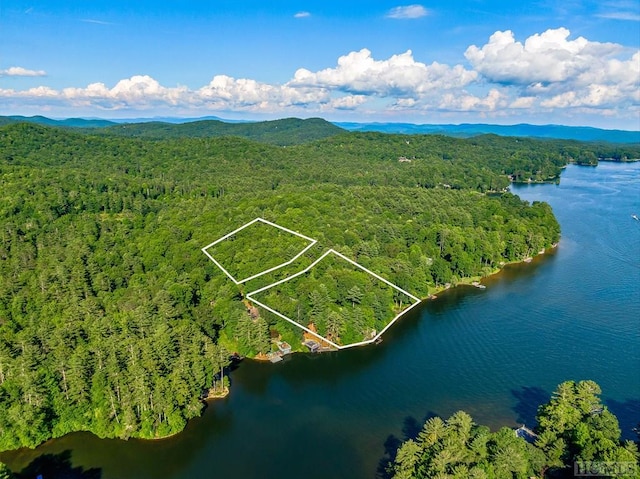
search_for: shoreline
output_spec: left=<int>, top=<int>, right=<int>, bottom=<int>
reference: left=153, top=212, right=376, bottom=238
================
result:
left=421, top=241, right=559, bottom=301
left=245, top=241, right=560, bottom=358
left=136, top=387, right=231, bottom=443
left=0, top=244, right=560, bottom=450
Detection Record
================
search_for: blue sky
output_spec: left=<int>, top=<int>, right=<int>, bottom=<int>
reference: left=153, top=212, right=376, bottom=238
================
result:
left=1, top=1, right=639, bottom=128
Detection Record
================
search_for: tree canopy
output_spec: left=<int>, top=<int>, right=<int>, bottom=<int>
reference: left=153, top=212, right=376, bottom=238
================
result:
left=389, top=380, right=639, bottom=479
left=1, top=121, right=626, bottom=451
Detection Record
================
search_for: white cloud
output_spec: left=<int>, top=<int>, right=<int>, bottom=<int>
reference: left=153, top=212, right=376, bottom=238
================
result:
left=596, top=1, right=640, bottom=21
left=438, top=89, right=506, bottom=112
left=197, top=75, right=329, bottom=111
left=386, top=4, right=430, bottom=19
left=328, top=95, right=368, bottom=110
left=0, top=30, right=638, bottom=124
left=0, top=75, right=190, bottom=111
left=60, top=75, right=190, bottom=109
left=596, top=11, right=640, bottom=21
left=294, top=11, right=311, bottom=18
left=291, top=49, right=476, bottom=99
left=0, top=86, right=58, bottom=98
left=540, top=80, right=640, bottom=109
left=465, top=28, right=622, bottom=85
left=465, top=28, right=640, bottom=110
left=509, top=96, right=537, bottom=109
left=0, top=66, right=47, bottom=77
left=81, top=18, right=115, bottom=25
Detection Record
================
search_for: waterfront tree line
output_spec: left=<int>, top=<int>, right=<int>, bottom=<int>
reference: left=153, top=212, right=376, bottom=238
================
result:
left=0, top=121, right=634, bottom=450
left=389, top=380, right=639, bottom=479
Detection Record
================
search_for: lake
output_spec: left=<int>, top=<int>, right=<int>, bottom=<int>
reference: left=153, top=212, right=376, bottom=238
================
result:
left=2, top=162, right=639, bottom=478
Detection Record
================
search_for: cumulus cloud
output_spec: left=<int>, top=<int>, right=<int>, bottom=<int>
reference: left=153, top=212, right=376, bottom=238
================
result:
left=1, top=30, right=638, bottom=122
left=465, top=28, right=640, bottom=110
left=197, top=75, right=329, bottom=111
left=0, top=75, right=190, bottom=110
left=294, top=11, right=311, bottom=18
left=60, top=75, right=190, bottom=109
left=465, top=28, right=622, bottom=84
left=438, top=89, right=506, bottom=112
left=291, top=49, right=476, bottom=99
left=328, top=95, right=368, bottom=110
left=509, top=96, right=537, bottom=109
left=0, top=66, right=47, bottom=77
left=386, top=4, right=430, bottom=19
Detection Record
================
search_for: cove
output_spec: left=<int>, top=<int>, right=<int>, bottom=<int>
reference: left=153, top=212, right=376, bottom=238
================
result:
left=2, top=162, right=639, bottom=479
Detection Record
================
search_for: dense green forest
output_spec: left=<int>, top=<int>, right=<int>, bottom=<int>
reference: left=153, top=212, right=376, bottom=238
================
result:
left=249, top=251, right=417, bottom=346
left=204, top=218, right=315, bottom=282
left=0, top=121, right=637, bottom=450
left=90, top=117, right=344, bottom=145
left=389, top=380, right=639, bottom=479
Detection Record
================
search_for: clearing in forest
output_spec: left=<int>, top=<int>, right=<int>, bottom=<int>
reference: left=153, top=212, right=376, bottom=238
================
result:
left=247, top=249, right=421, bottom=349
left=202, top=217, right=317, bottom=284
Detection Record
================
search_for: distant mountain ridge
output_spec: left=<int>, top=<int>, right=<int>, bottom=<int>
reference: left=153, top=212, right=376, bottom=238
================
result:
left=1, top=115, right=638, bottom=144
left=0, top=116, right=344, bottom=146
left=335, top=121, right=640, bottom=143
left=0, top=115, right=117, bottom=128
left=94, top=117, right=344, bottom=145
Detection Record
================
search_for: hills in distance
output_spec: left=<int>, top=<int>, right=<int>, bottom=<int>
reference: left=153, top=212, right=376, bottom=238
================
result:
left=0, top=114, right=638, bottom=144
left=0, top=116, right=341, bottom=146
left=336, top=121, right=640, bottom=144
left=0, top=115, right=117, bottom=129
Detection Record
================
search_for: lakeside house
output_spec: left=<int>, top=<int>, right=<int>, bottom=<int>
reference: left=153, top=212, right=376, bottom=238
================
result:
left=303, top=339, right=320, bottom=353
left=276, top=341, right=292, bottom=354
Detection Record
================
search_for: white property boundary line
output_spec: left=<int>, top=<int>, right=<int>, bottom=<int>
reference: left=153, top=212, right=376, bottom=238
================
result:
left=246, top=249, right=422, bottom=350
left=201, top=217, right=318, bottom=284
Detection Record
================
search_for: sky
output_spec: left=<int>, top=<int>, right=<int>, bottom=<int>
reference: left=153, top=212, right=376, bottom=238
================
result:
left=1, top=0, right=639, bottom=128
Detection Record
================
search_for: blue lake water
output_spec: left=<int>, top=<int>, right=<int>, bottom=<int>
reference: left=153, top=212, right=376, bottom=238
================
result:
left=2, top=162, right=639, bottom=478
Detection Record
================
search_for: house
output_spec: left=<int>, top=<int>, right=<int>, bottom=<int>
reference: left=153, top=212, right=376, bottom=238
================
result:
left=276, top=341, right=292, bottom=354
left=303, top=339, right=320, bottom=353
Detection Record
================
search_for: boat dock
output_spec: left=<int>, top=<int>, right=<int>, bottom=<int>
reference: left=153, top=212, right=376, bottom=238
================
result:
left=268, top=354, right=283, bottom=363
left=515, top=425, right=538, bottom=443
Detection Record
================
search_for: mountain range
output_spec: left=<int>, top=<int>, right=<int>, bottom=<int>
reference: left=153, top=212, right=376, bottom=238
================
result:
left=1, top=115, right=638, bottom=144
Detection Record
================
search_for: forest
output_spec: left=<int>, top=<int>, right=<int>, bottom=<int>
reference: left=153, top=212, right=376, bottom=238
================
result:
left=0, top=120, right=637, bottom=450
left=248, top=250, right=418, bottom=347
left=389, top=380, right=639, bottom=479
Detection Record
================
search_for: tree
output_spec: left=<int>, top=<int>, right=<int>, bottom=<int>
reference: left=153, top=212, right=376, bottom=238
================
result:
left=389, top=381, right=637, bottom=479
left=326, top=311, right=343, bottom=341
left=0, top=462, right=15, bottom=479
left=345, top=286, right=363, bottom=307
left=536, top=380, right=637, bottom=476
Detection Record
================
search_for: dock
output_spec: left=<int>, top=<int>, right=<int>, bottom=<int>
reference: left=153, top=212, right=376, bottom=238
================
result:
left=267, top=352, right=283, bottom=363
left=515, top=425, right=538, bottom=443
